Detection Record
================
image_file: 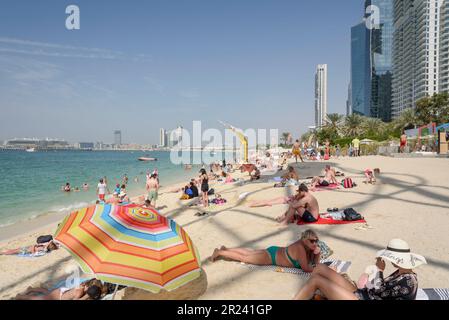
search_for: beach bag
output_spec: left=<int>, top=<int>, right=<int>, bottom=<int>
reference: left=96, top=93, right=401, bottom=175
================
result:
left=208, top=188, right=215, bottom=195
left=342, top=178, right=354, bottom=189
left=37, top=235, right=53, bottom=244
left=343, top=208, right=363, bottom=221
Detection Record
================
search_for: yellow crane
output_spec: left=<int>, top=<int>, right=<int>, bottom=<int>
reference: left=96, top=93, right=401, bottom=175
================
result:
left=219, top=121, right=249, bottom=163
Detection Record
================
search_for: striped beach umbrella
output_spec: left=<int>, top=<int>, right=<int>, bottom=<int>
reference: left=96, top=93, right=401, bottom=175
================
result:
left=54, top=204, right=201, bottom=293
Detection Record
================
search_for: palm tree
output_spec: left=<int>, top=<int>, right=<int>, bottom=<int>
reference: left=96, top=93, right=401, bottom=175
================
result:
left=325, top=113, right=344, bottom=135
left=281, top=132, right=290, bottom=146
left=344, top=114, right=364, bottom=137
left=362, top=117, right=385, bottom=138
left=393, top=108, right=417, bottom=131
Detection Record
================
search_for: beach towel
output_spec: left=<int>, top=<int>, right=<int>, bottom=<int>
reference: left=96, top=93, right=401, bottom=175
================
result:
left=297, top=215, right=366, bottom=225
left=241, top=259, right=351, bottom=280
left=313, top=184, right=341, bottom=192
left=416, top=288, right=449, bottom=300
left=16, top=251, right=48, bottom=258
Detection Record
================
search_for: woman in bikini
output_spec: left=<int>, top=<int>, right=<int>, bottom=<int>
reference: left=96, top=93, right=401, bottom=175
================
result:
left=210, top=230, right=321, bottom=272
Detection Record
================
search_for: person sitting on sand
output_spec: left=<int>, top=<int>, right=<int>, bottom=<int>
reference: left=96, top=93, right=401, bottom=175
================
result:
left=310, top=165, right=338, bottom=189
left=276, top=184, right=319, bottom=225
left=364, top=168, right=380, bottom=184
left=282, top=166, right=300, bottom=182
left=221, top=171, right=235, bottom=184
left=1, top=241, right=59, bottom=256
left=293, top=239, right=426, bottom=300
left=250, top=167, right=261, bottom=181
left=189, top=181, right=199, bottom=198
left=210, top=229, right=321, bottom=272
left=16, top=280, right=104, bottom=300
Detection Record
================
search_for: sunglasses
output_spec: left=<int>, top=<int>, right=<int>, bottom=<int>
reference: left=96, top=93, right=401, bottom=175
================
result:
left=308, top=238, right=319, bottom=244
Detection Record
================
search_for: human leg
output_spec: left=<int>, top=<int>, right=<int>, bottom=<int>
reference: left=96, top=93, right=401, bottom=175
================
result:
left=293, top=274, right=358, bottom=300
left=312, top=264, right=357, bottom=292
left=210, top=248, right=271, bottom=265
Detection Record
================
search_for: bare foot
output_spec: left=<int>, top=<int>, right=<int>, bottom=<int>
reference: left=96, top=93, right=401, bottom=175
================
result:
left=220, top=246, right=227, bottom=250
left=210, top=248, right=220, bottom=262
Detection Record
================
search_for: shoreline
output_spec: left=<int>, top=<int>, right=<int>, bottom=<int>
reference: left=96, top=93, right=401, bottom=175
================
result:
left=0, top=176, right=191, bottom=244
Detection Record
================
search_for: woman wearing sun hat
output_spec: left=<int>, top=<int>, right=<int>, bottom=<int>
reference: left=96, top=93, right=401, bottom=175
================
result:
left=293, top=239, right=427, bottom=300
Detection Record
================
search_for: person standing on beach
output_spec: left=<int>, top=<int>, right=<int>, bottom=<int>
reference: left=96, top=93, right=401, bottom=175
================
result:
left=199, top=169, right=209, bottom=207
left=122, top=174, right=128, bottom=185
left=352, top=138, right=360, bottom=157
left=400, top=131, right=407, bottom=153
left=97, top=178, right=109, bottom=202
left=292, top=140, right=304, bottom=163
left=146, top=174, right=159, bottom=208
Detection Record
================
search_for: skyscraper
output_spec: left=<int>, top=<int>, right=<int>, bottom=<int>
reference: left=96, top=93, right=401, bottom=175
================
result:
left=351, top=21, right=372, bottom=116
left=315, top=64, right=328, bottom=128
left=440, top=0, right=449, bottom=93
left=114, top=130, right=122, bottom=146
left=350, top=0, right=394, bottom=121
left=392, top=0, right=445, bottom=118
left=159, top=128, right=166, bottom=147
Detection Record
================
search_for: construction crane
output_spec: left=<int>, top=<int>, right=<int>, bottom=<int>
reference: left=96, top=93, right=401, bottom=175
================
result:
left=219, top=121, right=249, bottom=163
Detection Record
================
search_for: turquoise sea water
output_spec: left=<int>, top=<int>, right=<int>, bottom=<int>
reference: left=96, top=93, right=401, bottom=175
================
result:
left=0, top=150, right=226, bottom=227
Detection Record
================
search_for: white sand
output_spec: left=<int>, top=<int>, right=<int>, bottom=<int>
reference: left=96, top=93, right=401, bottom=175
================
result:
left=1, top=156, right=449, bottom=300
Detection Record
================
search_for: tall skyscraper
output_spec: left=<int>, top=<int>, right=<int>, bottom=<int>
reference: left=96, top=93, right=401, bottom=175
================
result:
left=440, top=0, right=449, bottom=93
left=315, top=64, right=328, bottom=128
left=350, top=0, right=394, bottom=121
left=392, top=0, right=445, bottom=118
left=159, top=128, right=166, bottom=147
left=351, top=21, right=372, bottom=116
left=114, top=130, right=122, bottom=145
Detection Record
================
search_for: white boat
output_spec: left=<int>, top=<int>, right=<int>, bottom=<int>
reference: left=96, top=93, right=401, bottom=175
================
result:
left=138, top=157, right=157, bottom=162
left=26, top=148, right=36, bottom=152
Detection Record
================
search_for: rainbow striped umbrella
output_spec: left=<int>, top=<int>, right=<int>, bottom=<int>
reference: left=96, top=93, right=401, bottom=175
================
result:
left=54, top=204, right=201, bottom=293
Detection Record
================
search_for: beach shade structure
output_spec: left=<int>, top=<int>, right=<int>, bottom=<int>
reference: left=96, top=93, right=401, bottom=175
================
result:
left=360, top=139, right=375, bottom=145
left=54, top=204, right=201, bottom=293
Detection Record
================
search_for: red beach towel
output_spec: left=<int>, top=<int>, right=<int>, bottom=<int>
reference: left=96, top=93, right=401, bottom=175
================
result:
left=313, top=184, right=341, bottom=192
left=297, top=215, right=366, bottom=225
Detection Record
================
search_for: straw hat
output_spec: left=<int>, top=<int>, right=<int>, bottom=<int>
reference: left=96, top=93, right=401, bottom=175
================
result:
left=376, top=239, right=427, bottom=269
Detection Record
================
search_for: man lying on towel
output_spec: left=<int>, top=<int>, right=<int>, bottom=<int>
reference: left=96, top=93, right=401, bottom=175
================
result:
left=276, top=184, right=319, bottom=225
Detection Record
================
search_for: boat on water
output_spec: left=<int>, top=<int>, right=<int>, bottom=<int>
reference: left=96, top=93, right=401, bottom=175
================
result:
left=26, top=148, right=36, bottom=152
left=138, top=157, right=157, bottom=162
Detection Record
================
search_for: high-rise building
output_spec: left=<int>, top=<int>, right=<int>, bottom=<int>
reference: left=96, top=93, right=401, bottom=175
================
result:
left=159, top=128, right=166, bottom=147
left=392, top=0, right=445, bottom=118
left=440, top=0, right=449, bottom=92
left=315, top=64, right=328, bottom=128
left=351, top=21, right=372, bottom=116
left=369, top=0, right=394, bottom=121
left=351, top=0, right=394, bottom=121
left=114, top=130, right=122, bottom=146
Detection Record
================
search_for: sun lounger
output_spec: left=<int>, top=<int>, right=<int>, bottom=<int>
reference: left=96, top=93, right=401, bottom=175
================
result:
left=416, top=288, right=449, bottom=300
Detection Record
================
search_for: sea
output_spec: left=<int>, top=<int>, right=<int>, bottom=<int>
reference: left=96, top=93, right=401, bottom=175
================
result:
left=0, top=150, right=231, bottom=228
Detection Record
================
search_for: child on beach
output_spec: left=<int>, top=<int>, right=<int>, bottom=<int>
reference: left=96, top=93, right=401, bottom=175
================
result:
left=97, top=178, right=109, bottom=202
left=1, top=241, right=59, bottom=256
left=364, top=168, right=380, bottom=184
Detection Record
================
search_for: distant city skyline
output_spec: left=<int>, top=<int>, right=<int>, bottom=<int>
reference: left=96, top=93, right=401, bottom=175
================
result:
left=0, top=1, right=364, bottom=144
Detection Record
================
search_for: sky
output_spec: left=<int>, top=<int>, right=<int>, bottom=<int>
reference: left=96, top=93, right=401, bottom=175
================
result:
left=0, top=0, right=364, bottom=145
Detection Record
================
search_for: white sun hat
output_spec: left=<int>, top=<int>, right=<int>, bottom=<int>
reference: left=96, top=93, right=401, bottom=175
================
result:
left=376, top=239, right=427, bottom=269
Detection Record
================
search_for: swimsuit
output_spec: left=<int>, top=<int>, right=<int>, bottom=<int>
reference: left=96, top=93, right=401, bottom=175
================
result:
left=266, top=247, right=302, bottom=269
left=301, top=210, right=318, bottom=223
left=201, top=177, right=209, bottom=192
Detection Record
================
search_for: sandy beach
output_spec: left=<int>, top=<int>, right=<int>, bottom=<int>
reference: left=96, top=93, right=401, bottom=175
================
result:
left=1, top=155, right=449, bottom=300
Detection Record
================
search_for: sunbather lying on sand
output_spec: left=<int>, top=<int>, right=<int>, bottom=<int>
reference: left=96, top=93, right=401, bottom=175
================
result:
left=293, top=238, right=426, bottom=300
left=210, top=229, right=321, bottom=272
left=310, top=165, right=338, bottom=190
left=15, top=280, right=105, bottom=300
left=276, top=184, right=319, bottom=225
left=0, top=241, right=59, bottom=256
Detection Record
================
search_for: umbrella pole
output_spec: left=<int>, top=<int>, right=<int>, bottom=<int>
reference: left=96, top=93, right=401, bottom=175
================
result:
left=112, top=284, right=119, bottom=300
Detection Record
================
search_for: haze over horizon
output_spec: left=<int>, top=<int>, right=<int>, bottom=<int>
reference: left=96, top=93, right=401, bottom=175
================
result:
left=0, top=0, right=363, bottom=145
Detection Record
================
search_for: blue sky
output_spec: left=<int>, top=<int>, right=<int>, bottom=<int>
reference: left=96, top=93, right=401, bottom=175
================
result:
left=0, top=0, right=364, bottom=145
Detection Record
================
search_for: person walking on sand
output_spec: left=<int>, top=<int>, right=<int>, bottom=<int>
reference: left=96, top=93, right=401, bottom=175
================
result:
left=276, top=184, right=320, bottom=225
left=97, top=178, right=110, bottom=202
left=292, top=140, right=304, bottom=163
left=146, top=174, right=159, bottom=208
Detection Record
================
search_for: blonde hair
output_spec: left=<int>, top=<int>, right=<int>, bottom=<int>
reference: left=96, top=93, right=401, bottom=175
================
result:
left=300, top=229, right=318, bottom=241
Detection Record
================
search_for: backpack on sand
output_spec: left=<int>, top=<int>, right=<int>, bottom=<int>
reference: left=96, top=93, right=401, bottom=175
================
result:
left=342, top=178, right=355, bottom=188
